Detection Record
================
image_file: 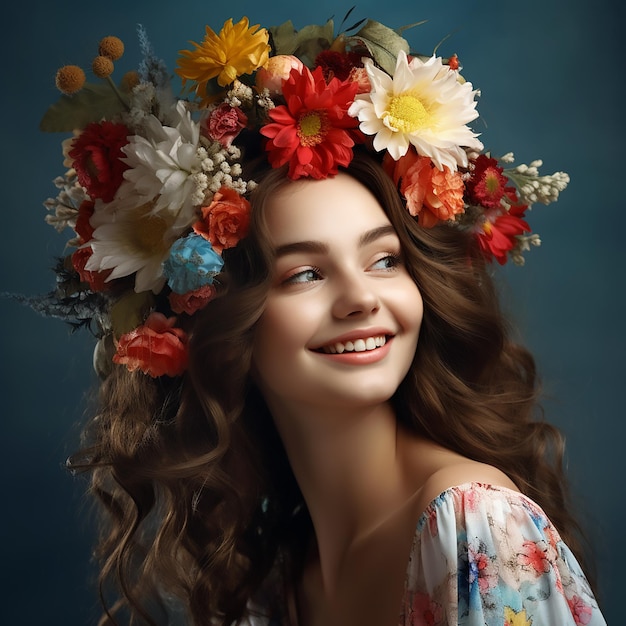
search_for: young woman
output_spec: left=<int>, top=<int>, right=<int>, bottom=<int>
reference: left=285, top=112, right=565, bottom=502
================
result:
left=38, top=13, right=605, bottom=626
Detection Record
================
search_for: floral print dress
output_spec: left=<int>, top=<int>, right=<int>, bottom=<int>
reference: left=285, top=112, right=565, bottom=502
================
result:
left=400, top=483, right=606, bottom=625
left=247, top=482, right=606, bottom=625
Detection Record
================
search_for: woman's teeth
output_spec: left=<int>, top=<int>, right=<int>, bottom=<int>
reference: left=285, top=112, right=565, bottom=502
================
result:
left=320, top=336, right=387, bottom=354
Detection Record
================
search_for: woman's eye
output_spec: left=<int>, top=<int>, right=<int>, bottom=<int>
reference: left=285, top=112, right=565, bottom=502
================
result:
left=283, top=267, right=323, bottom=285
left=370, top=254, right=401, bottom=271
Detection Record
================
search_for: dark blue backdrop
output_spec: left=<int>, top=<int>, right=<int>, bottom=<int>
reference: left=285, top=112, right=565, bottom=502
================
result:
left=1, top=0, right=621, bottom=623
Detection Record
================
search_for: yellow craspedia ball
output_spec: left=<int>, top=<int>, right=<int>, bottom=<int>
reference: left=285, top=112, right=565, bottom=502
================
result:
left=99, top=35, right=124, bottom=60
left=92, top=55, right=114, bottom=78
left=121, top=70, right=140, bottom=91
left=55, top=65, right=86, bottom=94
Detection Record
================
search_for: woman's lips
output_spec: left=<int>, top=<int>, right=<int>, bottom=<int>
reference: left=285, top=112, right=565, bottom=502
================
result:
left=317, top=335, right=387, bottom=354
left=311, top=335, right=393, bottom=364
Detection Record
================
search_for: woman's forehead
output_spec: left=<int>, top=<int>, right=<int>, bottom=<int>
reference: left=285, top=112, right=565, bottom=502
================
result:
left=262, top=173, right=394, bottom=246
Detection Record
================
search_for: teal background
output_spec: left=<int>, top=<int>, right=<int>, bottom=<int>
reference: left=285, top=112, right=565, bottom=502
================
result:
left=1, top=0, right=621, bottom=623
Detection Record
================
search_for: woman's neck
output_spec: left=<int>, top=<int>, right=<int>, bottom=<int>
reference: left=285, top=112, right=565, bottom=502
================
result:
left=268, top=400, right=419, bottom=592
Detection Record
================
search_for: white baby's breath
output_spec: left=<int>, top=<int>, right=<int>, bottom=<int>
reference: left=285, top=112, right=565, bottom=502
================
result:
left=505, top=158, right=570, bottom=205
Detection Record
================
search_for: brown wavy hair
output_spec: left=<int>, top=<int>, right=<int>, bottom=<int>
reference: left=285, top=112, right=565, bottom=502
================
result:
left=70, top=150, right=587, bottom=625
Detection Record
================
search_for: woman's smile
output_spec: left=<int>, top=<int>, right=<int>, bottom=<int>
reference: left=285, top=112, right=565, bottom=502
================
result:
left=309, top=328, right=395, bottom=366
left=312, top=336, right=393, bottom=365
left=252, top=172, right=423, bottom=413
left=315, top=334, right=388, bottom=354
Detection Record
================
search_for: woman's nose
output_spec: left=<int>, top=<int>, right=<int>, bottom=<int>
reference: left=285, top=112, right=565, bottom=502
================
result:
left=331, top=271, right=380, bottom=319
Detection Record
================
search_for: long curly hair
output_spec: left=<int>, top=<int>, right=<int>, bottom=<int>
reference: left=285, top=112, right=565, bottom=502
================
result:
left=70, top=150, right=585, bottom=625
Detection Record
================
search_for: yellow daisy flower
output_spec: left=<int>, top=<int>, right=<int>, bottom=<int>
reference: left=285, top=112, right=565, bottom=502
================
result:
left=176, top=17, right=270, bottom=103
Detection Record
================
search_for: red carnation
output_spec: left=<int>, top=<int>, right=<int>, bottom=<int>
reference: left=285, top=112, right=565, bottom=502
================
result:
left=260, top=65, right=362, bottom=180
left=69, top=121, right=130, bottom=202
left=113, top=312, right=188, bottom=377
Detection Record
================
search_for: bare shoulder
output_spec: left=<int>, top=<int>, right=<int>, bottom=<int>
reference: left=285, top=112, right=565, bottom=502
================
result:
left=412, top=457, right=519, bottom=519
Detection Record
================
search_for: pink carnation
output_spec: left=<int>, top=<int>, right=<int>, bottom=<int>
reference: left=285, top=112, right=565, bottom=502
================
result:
left=204, top=103, right=248, bottom=148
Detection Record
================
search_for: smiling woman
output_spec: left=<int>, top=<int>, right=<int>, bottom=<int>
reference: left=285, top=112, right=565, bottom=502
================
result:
left=252, top=172, right=423, bottom=415
left=29, top=10, right=607, bottom=626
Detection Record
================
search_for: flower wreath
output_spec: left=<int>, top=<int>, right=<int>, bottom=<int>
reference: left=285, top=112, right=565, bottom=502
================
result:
left=35, top=11, right=569, bottom=378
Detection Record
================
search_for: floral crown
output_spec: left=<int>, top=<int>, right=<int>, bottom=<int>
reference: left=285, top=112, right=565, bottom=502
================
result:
left=36, top=12, right=569, bottom=379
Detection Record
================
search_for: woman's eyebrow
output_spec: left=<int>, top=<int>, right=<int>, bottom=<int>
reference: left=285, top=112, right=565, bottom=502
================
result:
left=274, top=224, right=396, bottom=258
left=274, top=240, right=328, bottom=258
left=358, top=224, right=396, bottom=247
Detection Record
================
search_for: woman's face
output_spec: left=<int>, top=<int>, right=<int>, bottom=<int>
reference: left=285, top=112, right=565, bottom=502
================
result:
left=252, top=172, right=423, bottom=416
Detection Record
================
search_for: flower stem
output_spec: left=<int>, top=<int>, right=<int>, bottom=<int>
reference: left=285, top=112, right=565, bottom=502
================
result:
left=106, top=76, right=130, bottom=111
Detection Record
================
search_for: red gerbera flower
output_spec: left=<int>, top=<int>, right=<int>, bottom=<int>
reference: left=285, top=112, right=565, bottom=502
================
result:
left=466, top=154, right=517, bottom=209
left=476, top=204, right=530, bottom=265
left=260, top=65, right=362, bottom=180
left=69, top=120, right=130, bottom=202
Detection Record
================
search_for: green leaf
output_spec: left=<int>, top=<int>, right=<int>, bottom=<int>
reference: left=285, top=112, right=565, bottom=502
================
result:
left=340, top=6, right=357, bottom=26
left=270, top=20, right=336, bottom=65
left=347, top=19, right=412, bottom=75
left=396, top=21, right=428, bottom=37
left=344, top=18, right=367, bottom=34
left=110, top=290, right=155, bottom=338
left=39, top=82, right=128, bottom=133
left=269, top=20, right=298, bottom=54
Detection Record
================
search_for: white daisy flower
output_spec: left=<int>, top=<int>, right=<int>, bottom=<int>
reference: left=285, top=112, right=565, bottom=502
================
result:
left=116, top=100, right=204, bottom=229
left=85, top=201, right=183, bottom=294
left=349, top=51, right=483, bottom=170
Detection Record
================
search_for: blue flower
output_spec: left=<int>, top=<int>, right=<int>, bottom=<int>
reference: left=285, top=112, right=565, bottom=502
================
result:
left=163, top=233, right=224, bottom=294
